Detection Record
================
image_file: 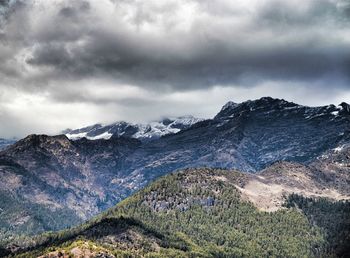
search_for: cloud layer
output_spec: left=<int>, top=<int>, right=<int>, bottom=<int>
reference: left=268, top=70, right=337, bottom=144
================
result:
left=0, top=0, right=349, bottom=137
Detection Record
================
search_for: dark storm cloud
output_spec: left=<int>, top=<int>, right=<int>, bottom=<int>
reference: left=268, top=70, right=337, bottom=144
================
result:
left=0, top=0, right=9, bottom=8
left=0, top=0, right=348, bottom=94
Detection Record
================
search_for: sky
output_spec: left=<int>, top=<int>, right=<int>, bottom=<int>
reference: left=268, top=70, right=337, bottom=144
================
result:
left=0, top=0, right=349, bottom=138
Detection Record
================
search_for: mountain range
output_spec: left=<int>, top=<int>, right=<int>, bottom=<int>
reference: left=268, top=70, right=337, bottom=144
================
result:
left=0, top=97, right=349, bottom=257
left=63, top=116, right=204, bottom=141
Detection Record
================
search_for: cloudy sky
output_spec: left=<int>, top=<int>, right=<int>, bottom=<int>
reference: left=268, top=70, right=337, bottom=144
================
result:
left=0, top=0, right=349, bottom=138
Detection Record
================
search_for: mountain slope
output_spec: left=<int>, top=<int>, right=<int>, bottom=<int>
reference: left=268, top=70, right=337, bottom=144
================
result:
left=116, top=97, right=350, bottom=189
left=0, top=135, right=141, bottom=242
left=0, top=97, right=349, bottom=242
left=8, top=168, right=350, bottom=258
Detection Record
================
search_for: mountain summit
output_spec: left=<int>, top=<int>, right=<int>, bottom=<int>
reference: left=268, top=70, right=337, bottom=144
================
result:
left=215, top=97, right=349, bottom=120
left=215, top=97, right=300, bottom=119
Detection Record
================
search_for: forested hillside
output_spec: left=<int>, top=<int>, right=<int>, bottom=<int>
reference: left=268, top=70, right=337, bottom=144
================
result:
left=7, top=169, right=349, bottom=258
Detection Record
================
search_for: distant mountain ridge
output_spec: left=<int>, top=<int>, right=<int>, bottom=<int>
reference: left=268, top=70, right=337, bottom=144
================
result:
left=63, top=115, right=204, bottom=141
left=216, top=96, right=349, bottom=120
left=0, top=138, right=16, bottom=151
left=0, top=97, right=349, bottom=244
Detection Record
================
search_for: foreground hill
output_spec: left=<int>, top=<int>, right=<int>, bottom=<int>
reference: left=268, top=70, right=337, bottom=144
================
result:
left=6, top=168, right=350, bottom=258
left=0, top=97, right=349, bottom=241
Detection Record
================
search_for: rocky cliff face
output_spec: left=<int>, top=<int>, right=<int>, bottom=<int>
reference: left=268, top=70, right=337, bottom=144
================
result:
left=0, top=97, right=349, bottom=241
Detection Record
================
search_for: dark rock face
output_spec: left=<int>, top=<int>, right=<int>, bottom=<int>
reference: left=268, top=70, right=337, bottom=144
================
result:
left=0, top=97, right=349, bottom=238
left=211, top=97, right=350, bottom=170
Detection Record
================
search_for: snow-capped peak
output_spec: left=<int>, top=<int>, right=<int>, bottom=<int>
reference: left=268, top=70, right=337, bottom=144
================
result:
left=64, top=116, right=204, bottom=141
left=221, top=101, right=238, bottom=111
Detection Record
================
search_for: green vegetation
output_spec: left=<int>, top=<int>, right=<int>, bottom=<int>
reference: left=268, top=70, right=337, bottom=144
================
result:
left=4, top=169, right=349, bottom=257
left=284, top=194, right=350, bottom=257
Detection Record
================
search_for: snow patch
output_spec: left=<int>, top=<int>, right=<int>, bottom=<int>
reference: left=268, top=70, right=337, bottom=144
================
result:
left=331, top=111, right=339, bottom=116
left=66, top=132, right=88, bottom=140
left=87, top=131, right=113, bottom=140
left=333, top=145, right=344, bottom=153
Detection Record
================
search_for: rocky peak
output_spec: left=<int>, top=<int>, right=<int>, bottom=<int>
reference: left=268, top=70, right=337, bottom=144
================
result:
left=221, top=101, right=238, bottom=111
left=339, top=102, right=350, bottom=114
left=243, top=97, right=299, bottom=110
left=215, top=97, right=300, bottom=120
left=5, top=134, right=72, bottom=153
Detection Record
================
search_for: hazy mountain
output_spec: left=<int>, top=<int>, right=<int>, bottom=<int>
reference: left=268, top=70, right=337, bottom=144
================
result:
left=0, top=138, right=16, bottom=151
left=0, top=97, right=349, bottom=244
